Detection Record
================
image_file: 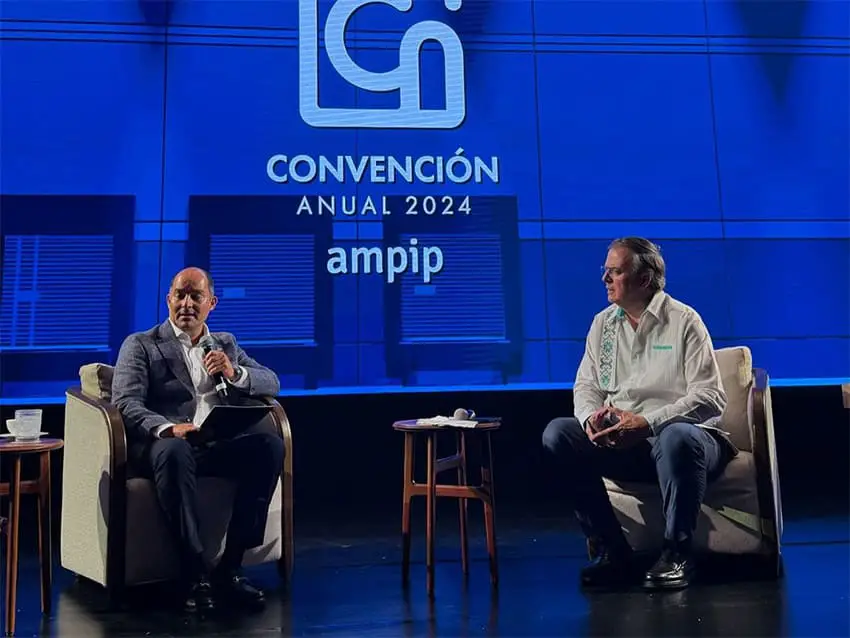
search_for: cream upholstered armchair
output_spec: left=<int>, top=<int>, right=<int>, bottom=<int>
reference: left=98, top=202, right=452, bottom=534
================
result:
left=598, top=346, right=783, bottom=575
left=60, top=363, right=294, bottom=603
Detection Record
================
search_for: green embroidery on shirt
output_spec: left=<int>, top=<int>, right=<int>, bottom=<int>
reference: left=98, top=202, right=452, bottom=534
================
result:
left=599, top=308, right=621, bottom=390
left=652, top=344, right=673, bottom=350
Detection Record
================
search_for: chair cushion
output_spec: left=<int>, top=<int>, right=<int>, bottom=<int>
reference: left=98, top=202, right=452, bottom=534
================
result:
left=125, top=476, right=283, bottom=585
left=603, top=452, right=763, bottom=553
left=79, top=363, right=114, bottom=401
left=605, top=451, right=758, bottom=513
left=603, top=452, right=757, bottom=513
left=714, top=347, right=753, bottom=452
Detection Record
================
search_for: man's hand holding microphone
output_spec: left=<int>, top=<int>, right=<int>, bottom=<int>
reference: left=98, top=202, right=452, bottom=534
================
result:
left=164, top=337, right=238, bottom=439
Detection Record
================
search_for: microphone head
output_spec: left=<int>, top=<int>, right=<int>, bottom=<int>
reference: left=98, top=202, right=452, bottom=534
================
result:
left=453, top=408, right=476, bottom=421
left=198, top=335, right=220, bottom=354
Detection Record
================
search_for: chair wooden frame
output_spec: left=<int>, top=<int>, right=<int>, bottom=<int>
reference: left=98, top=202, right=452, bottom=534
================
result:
left=751, top=368, right=783, bottom=575
left=64, top=388, right=294, bottom=604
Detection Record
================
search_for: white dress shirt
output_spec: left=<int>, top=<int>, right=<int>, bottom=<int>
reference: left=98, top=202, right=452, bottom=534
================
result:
left=573, top=291, right=728, bottom=436
left=154, top=320, right=251, bottom=438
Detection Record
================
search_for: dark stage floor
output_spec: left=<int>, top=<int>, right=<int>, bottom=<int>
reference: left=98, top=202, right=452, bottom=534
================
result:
left=4, top=512, right=849, bottom=637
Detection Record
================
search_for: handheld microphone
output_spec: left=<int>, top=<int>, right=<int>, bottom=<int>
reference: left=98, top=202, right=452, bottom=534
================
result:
left=198, top=335, right=229, bottom=401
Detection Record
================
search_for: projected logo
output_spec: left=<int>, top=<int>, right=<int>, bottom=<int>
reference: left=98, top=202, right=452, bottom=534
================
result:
left=298, top=0, right=467, bottom=129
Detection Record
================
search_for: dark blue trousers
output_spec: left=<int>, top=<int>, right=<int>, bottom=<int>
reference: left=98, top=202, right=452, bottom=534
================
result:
left=142, top=417, right=284, bottom=578
left=542, top=417, right=733, bottom=548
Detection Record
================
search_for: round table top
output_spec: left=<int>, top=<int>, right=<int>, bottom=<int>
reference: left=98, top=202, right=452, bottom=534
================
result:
left=0, top=437, right=64, bottom=454
left=393, top=419, right=501, bottom=432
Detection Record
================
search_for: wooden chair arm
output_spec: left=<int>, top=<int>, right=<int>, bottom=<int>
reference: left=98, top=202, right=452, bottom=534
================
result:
left=65, top=387, right=129, bottom=596
left=261, top=397, right=293, bottom=471
left=752, top=369, right=769, bottom=435
left=750, top=369, right=782, bottom=552
left=259, top=396, right=294, bottom=580
left=66, top=387, right=129, bottom=479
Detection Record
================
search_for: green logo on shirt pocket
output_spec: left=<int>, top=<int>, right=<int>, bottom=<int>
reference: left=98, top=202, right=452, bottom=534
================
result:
left=652, top=345, right=673, bottom=350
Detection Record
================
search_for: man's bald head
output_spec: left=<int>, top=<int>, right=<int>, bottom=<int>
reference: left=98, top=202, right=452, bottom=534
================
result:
left=166, top=267, right=218, bottom=339
left=170, top=267, right=215, bottom=297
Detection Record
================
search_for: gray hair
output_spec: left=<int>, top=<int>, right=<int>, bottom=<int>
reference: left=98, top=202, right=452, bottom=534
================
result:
left=609, top=237, right=666, bottom=292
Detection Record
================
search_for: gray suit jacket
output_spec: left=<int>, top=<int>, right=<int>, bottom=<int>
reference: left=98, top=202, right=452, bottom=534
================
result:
left=111, top=321, right=281, bottom=442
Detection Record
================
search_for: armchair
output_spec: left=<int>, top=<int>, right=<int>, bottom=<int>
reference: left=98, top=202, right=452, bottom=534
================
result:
left=597, top=346, right=783, bottom=575
left=59, top=363, right=293, bottom=603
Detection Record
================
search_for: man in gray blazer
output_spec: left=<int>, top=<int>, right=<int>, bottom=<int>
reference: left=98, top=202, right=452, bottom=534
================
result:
left=112, top=267, right=283, bottom=613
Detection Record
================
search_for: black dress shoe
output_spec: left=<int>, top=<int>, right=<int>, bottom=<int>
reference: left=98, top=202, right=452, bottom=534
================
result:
left=213, top=573, right=266, bottom=609
left=643, top=547, right=695, bottom=590
left=580, top=545, right=636, bottom=588
left=184, top=578, right=215, bottom=613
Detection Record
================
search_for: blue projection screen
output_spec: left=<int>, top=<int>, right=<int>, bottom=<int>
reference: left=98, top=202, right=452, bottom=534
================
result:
left=1, top=0, right=848, bottom=402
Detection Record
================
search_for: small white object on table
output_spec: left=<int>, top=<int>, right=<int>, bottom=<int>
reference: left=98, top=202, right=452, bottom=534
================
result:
left=415, top=416, right=479, bottom=428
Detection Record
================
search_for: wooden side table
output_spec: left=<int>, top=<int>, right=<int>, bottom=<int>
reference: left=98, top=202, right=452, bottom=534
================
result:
left=393, top=420, right=499, bottom=597
left=0, top=437, right=64, bottom=636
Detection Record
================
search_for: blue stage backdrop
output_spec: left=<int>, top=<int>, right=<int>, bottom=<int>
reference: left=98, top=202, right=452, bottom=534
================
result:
left=1, top=0, right=848, bottom=402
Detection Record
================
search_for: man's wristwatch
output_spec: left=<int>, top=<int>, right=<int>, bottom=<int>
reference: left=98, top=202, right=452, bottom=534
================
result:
left=231, top=365, right=244, bottom=381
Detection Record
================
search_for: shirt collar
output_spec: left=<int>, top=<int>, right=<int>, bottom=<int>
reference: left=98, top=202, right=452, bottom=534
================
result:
left=613, top=291, right=668, bottom=321
left=644, top=291, right=667, bottom=320
left=168, top=319, right=210, bottom=346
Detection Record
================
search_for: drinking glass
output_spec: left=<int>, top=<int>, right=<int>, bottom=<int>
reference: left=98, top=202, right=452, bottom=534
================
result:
left=12, top=409, right=42, bottom=439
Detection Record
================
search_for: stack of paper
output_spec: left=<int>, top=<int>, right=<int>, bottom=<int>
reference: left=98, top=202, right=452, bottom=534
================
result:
left=415, top=416, right=479, bottom=428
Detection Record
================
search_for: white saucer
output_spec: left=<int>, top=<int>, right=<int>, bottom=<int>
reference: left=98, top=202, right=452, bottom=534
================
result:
left=0, top=432, right=48, bottom=440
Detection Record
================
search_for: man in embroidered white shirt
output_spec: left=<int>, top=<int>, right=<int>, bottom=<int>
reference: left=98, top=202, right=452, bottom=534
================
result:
left=112, top=268, right=283, bottom=613
left=542, top=237, right=735, bottom=590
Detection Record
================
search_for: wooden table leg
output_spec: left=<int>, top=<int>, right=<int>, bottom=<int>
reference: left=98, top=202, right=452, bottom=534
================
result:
left=457, top=431, right=469, bottom=576
left=401, top=433, right=414, bottom=584
left=425, top=433, right=437, bottom=598
left=481, top=433, right=498, bottom=588
left=38, top=452, right=53, bottom=614
left=5, top=455, right=22, bottom=636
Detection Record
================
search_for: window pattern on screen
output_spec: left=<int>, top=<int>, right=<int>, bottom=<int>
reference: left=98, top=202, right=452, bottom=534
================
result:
left=0, top=235, right=112, bottom=351
left=399, top=234, right=506, bottom=343
left=207, top=234, right=316, bottom=345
